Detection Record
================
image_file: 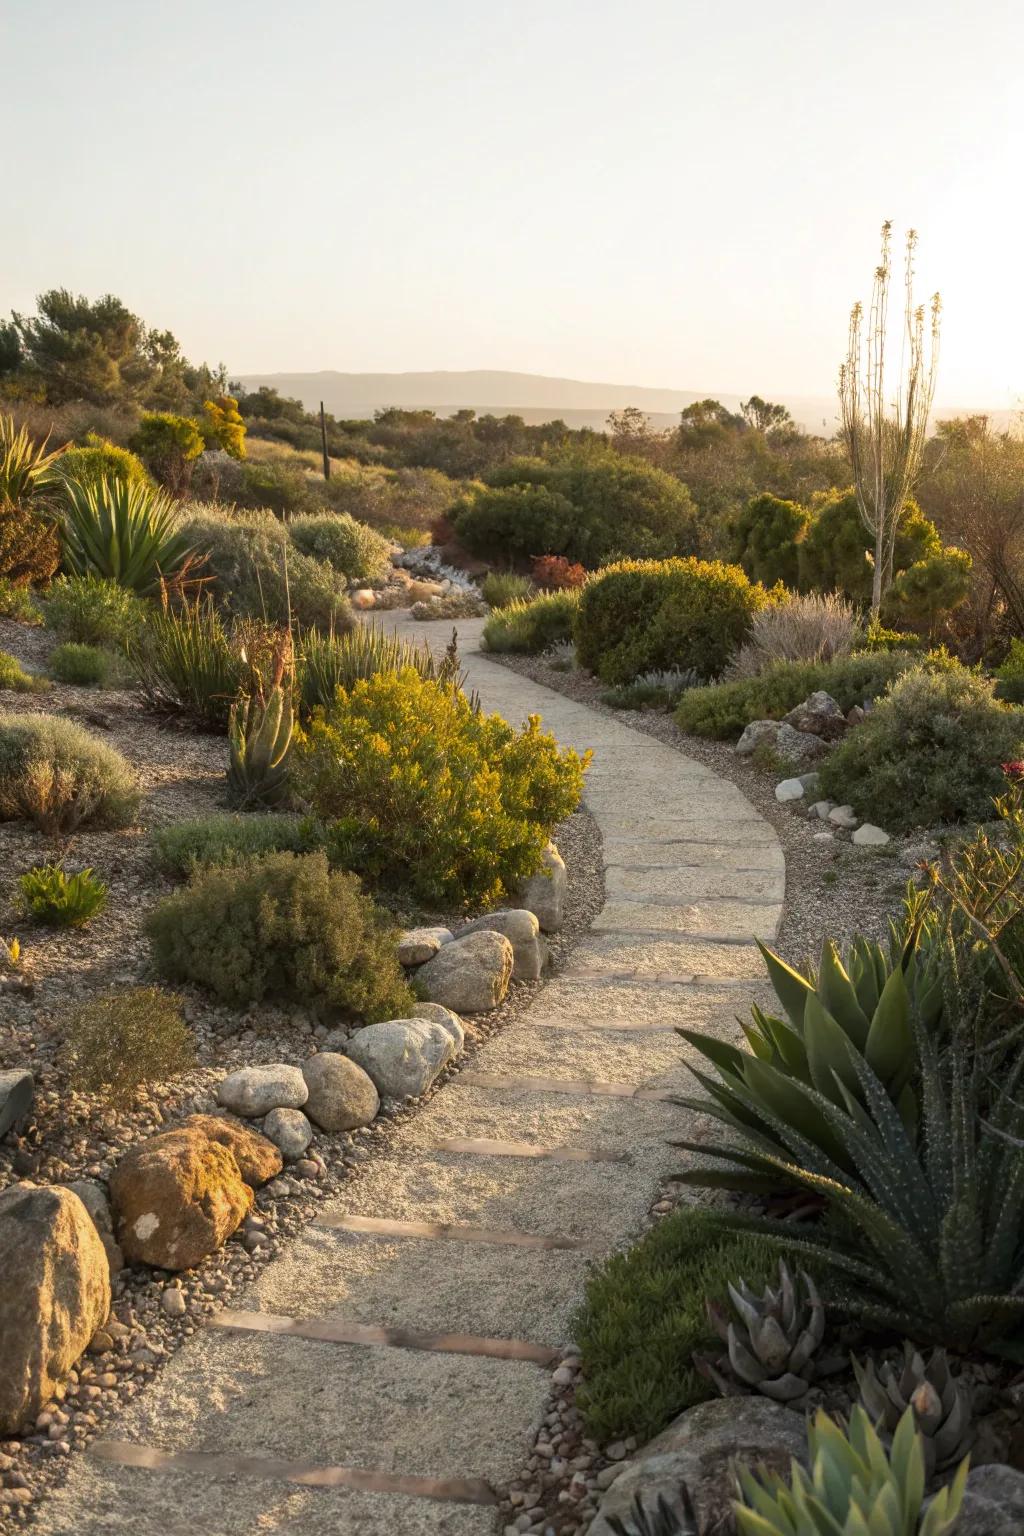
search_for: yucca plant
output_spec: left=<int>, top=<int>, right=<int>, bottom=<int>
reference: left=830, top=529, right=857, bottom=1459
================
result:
left=0, top=414, right=63, bottom=509
left=134, top=598, right=245, bottom=728
left=674, top=895, right=941, bottom=1189
left=17, top=863, right=108, bottom=927
left=734, top=1406, right=967, bottom=1536
left=297, top=621, right=441, bottom=716
left=58, top=474, right=204, bottom=595
left=228, top=632, right=295, bottom=809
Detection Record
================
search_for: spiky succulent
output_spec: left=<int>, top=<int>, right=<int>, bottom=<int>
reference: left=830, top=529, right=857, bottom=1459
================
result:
left=58, top=474, right=201, bottom=595
left=734, top=1405, right=968, bottom=1536
left=853, top=1345, right=973, bottom=1477
left=228, top=684, right=294, bottom=810
left=607, top=1487, right=699, bottom=1536
left=696, top=1262, right=827, bottom=1404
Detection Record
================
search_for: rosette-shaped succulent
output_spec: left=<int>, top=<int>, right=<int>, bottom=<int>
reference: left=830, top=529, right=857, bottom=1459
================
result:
left=697, top=1261, right=826, bottom=1404
left=852, top=1344, right=973, bottom=1476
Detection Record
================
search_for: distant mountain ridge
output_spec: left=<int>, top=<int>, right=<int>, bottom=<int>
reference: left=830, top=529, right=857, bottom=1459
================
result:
left=234, top=368, right=1009, bottom=436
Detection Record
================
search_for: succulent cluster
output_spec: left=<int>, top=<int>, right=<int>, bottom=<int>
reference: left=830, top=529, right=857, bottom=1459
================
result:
left=696, top=1262, right=827, bottom=1405
left=853, top=1345, right=973, bottom=1477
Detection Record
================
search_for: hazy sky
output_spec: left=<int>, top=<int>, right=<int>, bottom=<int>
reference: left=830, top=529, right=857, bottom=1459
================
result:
left=4, top=0, right=1023, bottom=407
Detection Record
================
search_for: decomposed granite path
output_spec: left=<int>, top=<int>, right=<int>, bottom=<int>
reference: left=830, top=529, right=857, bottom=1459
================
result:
left=32, top=617, right=785, bottom=1536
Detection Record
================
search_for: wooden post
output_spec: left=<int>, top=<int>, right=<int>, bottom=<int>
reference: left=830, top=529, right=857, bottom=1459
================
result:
left=320, top=401, right=331, bottom=481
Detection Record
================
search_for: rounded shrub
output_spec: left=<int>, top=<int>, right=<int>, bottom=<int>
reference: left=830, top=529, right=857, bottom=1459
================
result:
left=146, top=849, right=414, bottom=1018
left=575, top=557, right=771, bottom=685
left=288, top=512, right=392, bottom=584
left=55, top=436, right=153, bottom=494
left=0, top=714, right=140, bottom=833
left=819, top=665, right=1024, bottom=831
left=62, top=988, right=196, bottom=1106
left=451, top=483, right=580, bottom=562
left=49, top=642, right=114, bottom=687
left=798, top=490, right=940, bottom=601
left=732, top=492, right=811, bottom=588
left=179, top=508, right=353, bottom=631
left=481, top=589, right=582, bottom=655
left=43, top=574, right=147, bottom=649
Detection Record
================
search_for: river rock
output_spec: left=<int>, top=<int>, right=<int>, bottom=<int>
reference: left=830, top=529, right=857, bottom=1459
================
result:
left=64, top=1179, right=124, bottom=1276
left=0, top=1183, right=111, bottom=1433
left=415, top=929, right=514, bottom=1012
left=775, top=778, right=805, bottom=803
left=852, top=822, right=890, bottom=846
left=954, top=1465, right=1024, bottom=1534
left=828, top=804, right=859, bottom=830
left=109, top=1125, right=253, bottom=1271
left=262, top=1107, right=313, bottom=1161
left=783, top=690, right=848, bottom=740
left=178, top=1114, right=282, bottom=1186
left=0, top=1068, right=33, bottom=1139
left=217, top=1064, right=308, bottom=1118
left=346, top=1018, right=455, bottom=1099
left=589, top=1398, right=808, bottom=1536
left=515, top=841, right=568, bottom=932
left=460, top=908, right=548, bottom=980
left=397, top=926, right=453, bottom=966
left=410, top=1002, right=466, bottom=1053
left=301, top=1052, right=380, bottom=1131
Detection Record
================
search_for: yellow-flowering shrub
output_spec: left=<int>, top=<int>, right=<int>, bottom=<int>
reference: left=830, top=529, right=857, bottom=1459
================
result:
left=293, top=668, right=588, bottom=909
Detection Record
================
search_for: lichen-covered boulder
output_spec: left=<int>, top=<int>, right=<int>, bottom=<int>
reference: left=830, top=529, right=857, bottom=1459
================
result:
left=415, top=930, right=513, bottom=1013
left=0, top=1183, right=111, bottom=1433
left=109, top=1124, right=253, bottom=1271
left=178, top=1114, right=282, bottom=1186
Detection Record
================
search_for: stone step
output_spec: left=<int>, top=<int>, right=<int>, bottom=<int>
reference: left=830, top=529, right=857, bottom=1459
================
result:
left=591, top=897, right=782, bottom=943
left=564, top=930, right=768, bottom=981
left=529, top=973, right=767, bottom=1026
left=605, top=864, right=784, bottom=903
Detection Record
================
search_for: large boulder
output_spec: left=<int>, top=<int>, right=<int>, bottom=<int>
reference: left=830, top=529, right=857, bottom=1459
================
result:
left=346, top=1018, right=455, bottom=1099
left=735, top=719, right=826, bottom=764
left=0, top=1183, right=111, bottom=1433
left=397, top=926, right=453, bottom=966
left=415, top=930, right=513, bottom=1013
left=0, top=1068, right=34, bottom=1139
left=589, top=1398, right=808, bottom=1536
left=410, top=1002, right=466, bottom=1054
left=109, top=1124, right=254, bottom=1271
left=216, top=1064, right=308, bottom=1118
left=178, top=1114, right=282, bottom=1186
left=783, top=690, right=848, bottom=741
left=954, top=1465, right=1024, bottom=1535
left=63, top=1179, right=124, bottom=1276
left=460, top=908, right=548, bottom=981
left=301, top=1052, right=379, bottom=1131
left=515, top=842, right=567, bottom=932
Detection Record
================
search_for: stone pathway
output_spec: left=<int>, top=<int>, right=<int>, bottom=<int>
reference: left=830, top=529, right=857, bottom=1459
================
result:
left=33, top=618, right=784, bottom=1536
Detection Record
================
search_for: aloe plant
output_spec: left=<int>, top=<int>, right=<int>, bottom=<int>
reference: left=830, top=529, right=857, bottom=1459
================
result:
left=734, top=1406, right=967, bottom=1536
left=228, top=686, right=294, bottom=809
left=58, top=474, right=202, bottom=595
left=853, top=1345, right=973, bottom=1477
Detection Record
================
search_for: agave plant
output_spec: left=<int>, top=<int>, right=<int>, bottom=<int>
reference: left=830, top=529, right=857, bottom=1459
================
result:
left=607, top=1487, right=699, bottom=1536
left=0, top=414, right=63, bottom=509
left=228, top=633, right=295, bottom=810
left=58, top=474, right=203, bottom=595
left=696, top=1262, right=828, bottom=1405
left=674, top=897, right=941, bottom=1189
left=734, top=1406, right=967, bottom=1536
left=853, top=1346, right=973, bottom=1477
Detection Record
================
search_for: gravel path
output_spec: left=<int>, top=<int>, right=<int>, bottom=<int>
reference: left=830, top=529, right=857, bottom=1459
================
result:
left=25, top=617, right=786, bottom=1536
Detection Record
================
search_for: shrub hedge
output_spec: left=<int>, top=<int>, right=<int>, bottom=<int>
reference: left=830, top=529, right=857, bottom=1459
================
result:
left=481, top=589, right=582, bottom=654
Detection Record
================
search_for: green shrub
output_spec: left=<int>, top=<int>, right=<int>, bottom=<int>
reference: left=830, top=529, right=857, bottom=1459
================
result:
left=675, top=648, right=948, bottom=740
left=479, top=588, right=584, bottom=655
left=882, top=546, right=973, bottom=636
left=0, top=579, right=42, bottom=624
left=575, top=558, right=770, bottom=685
left=59, top=475, right=201, bottom=595
left=49, top=642, right=117, bottom=687
left=573, top=1206, right=784, bottom=1444
left=288, top=512, right=391, bottom=584
left=235, top=458, right=319, bottom=517
left=62, top=988, right=196, bottom=1105
left=798, top=490, right=939, bottom=601
left=858, top=618, right=923, bottom=653
left=0, top=415, right=63, bottom=587
left=601, top=667, right=700, bottom=711
left=732, top=492, right=811, bottom=588
left=55, top=435, right=153, bottom=494
left=451, top=483, right=579, bottom=561
left=995, top=638, right=1024, bottom=703
left=179, top=509, right=353, bottom=631
left=134, top=600, right=280, bottom=729
left=146, top=850, right=414, bottom=1018
left=153, top=812, right=311, bottom=878
left=294, top=668, right=587, bottom=909
left=480, top=570, right=535, bottom=608
left=726, top=591, right=859, bottom=679
left=18, top=862, right=108, bottom=926
left=297, top=622, right=442, bottom=715
left=0, top=650, right=45, bottom=692
left=43, top=573, right=146, bottom=649
left=200, top=395, right=247, bottom=459
left=0, top=714, right=139, bottom=833
left=819, top=665, right=1024, bottom=831
left=0, top=503, right=61, bottom=587
left=130, top=412, right=204, bottom=491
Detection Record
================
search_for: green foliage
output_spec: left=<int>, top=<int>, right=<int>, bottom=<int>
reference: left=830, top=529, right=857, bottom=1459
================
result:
left=798, top=491, right=940, bottom=602
left=179, top=508, right=353, bottom=631
left=59, top=475, right=200, bottom=594
left=575, top=558, right=770, bottom=685
left=297, top=622, right=443, bottom=715
left=601, top=667, right=700, bottom=711
left=133, top=600, right=277, bottom=729
left=0, top=412, right=63, bottom=509
left=55, top=435, right=153, bottom=493
left=0, top=650, right=46, bottom=692
left=819, top=665, right=1024, bottom=831
left=130, top=411, right=204, bottom=489
left=995, top=638, right=1024, bottom=704
left=675, top=649, right=948, bottom=740
left=43, top=573, right=146, bottom=648
left=287, top=511, right=391, bottom=584
left=453, top=452, right=701, bottom=565
left=152, top=812, right=310, bottom=877
left=883, top=547, right=973, bottom=636
left=480, top=570, right=535, bottom=608
left=294, top=667, right=587, bottom=909
left=573, top=1206, right=783, bottom=1444
left=0, top=579, right=42, bottom=624
left=62, top=988, right=197, bottom=1106
left=235, top=458, right=320, bottom=517
left=228, top=685, right=294, bottom=809
left=860, top=619, right=924, bottom=653
left=49, top=641, right=117, bottom=687
left=0, top=713, right=139, bottom=833
left=480, top=588, right=582, bottom=654
left=0, top=502, right=62, bottom=587
left=727, top=591, right=860, bottom=678
left=146, top=850, right=414, bottom=1018
left=17, top=862, right=108, bottom=926
left=734, top=1406, right=967, bottom=1536
left=732, top=492, right=811, bottom=588
left=200, top=395, right=246, bottom=459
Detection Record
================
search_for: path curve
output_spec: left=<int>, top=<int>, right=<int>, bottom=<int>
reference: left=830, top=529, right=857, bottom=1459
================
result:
left=32, top=618, right=784, bottom=1536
